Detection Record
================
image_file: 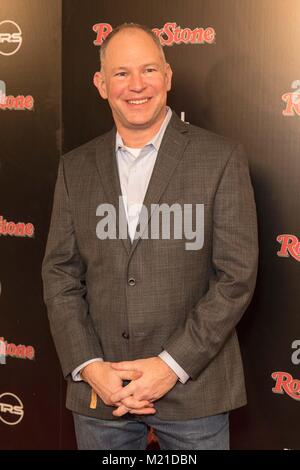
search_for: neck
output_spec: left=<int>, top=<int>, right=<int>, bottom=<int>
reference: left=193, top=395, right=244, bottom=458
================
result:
left=116, top=110, right=167, bottom=148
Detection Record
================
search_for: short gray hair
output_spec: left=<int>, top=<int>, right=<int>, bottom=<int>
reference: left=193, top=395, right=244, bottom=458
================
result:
left=100, top=23, right=166, bottom=70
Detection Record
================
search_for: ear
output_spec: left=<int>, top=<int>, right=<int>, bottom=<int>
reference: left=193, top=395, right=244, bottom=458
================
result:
left=165, top=63, right=173, bottom=92
left=93, top=71, right=108, bottom=99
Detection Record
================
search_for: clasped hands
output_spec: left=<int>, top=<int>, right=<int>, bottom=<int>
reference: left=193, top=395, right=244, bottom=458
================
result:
left=80, top=357, right=178, bottom=417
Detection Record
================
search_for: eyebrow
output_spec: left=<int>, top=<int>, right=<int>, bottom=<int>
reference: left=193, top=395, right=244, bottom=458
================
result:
left=111, top=63, right=160, bottom=72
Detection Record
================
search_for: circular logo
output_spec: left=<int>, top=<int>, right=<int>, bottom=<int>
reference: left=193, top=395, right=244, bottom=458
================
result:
left=0, top=392, right=24, bottom=425
left=0, top=20, right=22, bottom=56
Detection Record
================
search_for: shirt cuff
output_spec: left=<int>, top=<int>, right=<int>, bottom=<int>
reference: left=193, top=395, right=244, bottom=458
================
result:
left=159, top=350, right=190, bottom=384
left=72, top=358, right=103, bottom=382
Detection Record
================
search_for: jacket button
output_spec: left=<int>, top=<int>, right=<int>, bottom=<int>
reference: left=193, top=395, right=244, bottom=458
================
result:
left=128, top=277, right=136, bottom=286
left=122, top=332, right=130, bottom=339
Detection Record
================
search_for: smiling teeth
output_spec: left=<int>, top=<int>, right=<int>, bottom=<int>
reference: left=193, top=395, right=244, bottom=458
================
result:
left=128, top=99, right=148, bottom=104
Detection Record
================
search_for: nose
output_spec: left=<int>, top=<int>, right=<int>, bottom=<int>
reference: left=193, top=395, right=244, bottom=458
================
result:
left=128, top=72, right=146, bottom=92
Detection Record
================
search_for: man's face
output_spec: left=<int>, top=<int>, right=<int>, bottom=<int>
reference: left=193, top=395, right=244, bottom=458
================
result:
left=94, top=28, right=172, bottom=132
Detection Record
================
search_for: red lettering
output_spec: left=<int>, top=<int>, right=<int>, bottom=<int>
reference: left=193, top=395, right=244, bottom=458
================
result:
left=15, top=345, right=26, bottom=358
left=162, top=22, right=176, bottom=46
left=203, top=27, right=215, bottom=44
left=26, top=346, right=35, bottom=360
left=190, top=28, right=205, bottom=44
left=180, top=28, right=190, bottom=44
left=25, top=223, right=34, bottom=237
left=0, top=336, right=35, bottom=360
left=282, top=92, right=300, bottom=116
left=0, top=215, right=35, bottom=237
left=25, top=95, right=34, bottom=110
left=15, top=222, right=26, bottom=236
left=5, top=95, right=14, bottom=109
left=0, top=94, right=34, bottom=110
left=6, top=343, right=16, bottom=356
left=173, top=26, right=182, bottom=44
left=272, top=371, right=291, bottom=394
left=92, top=22, right=216, bottom=47
left=272, top=371, right=300, bottom=401
left=151, top=28, right=162, bottom=39
left=93, top=23, right=112, bottom=45
left=277, top=234, right=300, bottom=261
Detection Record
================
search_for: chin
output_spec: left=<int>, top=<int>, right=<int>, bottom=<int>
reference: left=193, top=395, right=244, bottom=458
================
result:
left=126, top=118, right=152, bottom=128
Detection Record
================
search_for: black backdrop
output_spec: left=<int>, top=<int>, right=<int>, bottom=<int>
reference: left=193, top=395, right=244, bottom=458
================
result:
left=1, top=0, right=299, bottom=449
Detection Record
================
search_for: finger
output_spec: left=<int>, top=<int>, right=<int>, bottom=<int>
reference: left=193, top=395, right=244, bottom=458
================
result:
left=117, top=370, right=142, bottom=381
left=121, top=397, right=154, bottom=410
left=112, top=405, right=156, bottom=417
left=111, top=361, right=138, bottom=371
left=110, top=383, right=135, bottom=403
left=112, top=404, right=130, bottom=417
left=128, top=407, right=156, bottom=415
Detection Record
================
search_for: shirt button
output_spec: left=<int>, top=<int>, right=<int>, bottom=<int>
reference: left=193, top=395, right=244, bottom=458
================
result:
left=122, top=332, right=130, bottom=339
left=128, top=277, right=136, bottom=286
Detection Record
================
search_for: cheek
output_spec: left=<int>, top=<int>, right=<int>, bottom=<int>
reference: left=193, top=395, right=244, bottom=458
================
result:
left=108, top=83, right=126, bottom=100
left=150, top=78, right=168, bottom=96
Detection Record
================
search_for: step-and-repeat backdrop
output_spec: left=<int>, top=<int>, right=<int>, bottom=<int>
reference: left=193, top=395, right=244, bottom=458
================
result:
left=1, top=0, right=299, bottom=449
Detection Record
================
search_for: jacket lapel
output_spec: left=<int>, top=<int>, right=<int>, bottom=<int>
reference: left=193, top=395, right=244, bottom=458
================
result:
left=129, top=113, right=189, bottom=258
left=95, top=128, right=132, bottom=255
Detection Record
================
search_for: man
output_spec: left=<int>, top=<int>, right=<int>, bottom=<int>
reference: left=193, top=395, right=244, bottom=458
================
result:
left=42, top=23, right=258, bottom=450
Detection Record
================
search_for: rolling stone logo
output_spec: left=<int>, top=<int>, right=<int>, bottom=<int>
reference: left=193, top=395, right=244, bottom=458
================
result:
left=0, top=20, right=22, bottom=56
left=282, top=80, right=300, bottom=116
left=0, top=336, right=35, bottom=363
left=272, top=342, right=300, bottom=401
left=276, top=234, right=300, bottom=262
left=0, top=215, right=35, bottom=237
left=93, top=22, right=215, bottom=47
left=272, top=372, right=300, bottom=401
left=0, top=80, right=34, bottom=111
left=0, top=393, right=24, bottom=425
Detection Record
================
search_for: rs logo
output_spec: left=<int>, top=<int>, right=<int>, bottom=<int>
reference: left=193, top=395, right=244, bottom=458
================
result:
left=0, top=32, right=21, bottom=43
left=0, top=20, right=22, bottom=56
left=0, top=392, right=24, bottom=425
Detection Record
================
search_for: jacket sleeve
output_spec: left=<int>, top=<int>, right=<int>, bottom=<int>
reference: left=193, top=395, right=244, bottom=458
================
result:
left=163, top=144, right=259, bottom=379
left=42, top=157, right=104, bottom=379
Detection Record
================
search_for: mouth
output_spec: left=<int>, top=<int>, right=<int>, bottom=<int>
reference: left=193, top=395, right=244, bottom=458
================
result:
left=126, top=97, right=151, bottom=106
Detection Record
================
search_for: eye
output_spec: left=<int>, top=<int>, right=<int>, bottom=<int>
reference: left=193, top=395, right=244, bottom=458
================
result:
left=144, top=68, right=156, bottom=73
left=115, top=71, right=127, bottom=77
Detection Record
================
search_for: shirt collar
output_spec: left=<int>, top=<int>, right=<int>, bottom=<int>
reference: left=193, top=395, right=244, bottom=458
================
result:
left=115, top=107, right=172, bottom=153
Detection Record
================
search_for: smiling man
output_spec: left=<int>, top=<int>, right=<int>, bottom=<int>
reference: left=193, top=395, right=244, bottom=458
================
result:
left=42, top=23, right=258, bottom=450
left=94, top=25, right=172, bottom=145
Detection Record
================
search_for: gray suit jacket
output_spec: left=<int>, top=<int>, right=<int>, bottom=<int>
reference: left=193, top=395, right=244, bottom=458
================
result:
left=42, top=112, right=258, bottom=421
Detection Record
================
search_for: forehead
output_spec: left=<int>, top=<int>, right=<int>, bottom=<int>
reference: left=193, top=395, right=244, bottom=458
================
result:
left=104, top=29, right=163, bottom=67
